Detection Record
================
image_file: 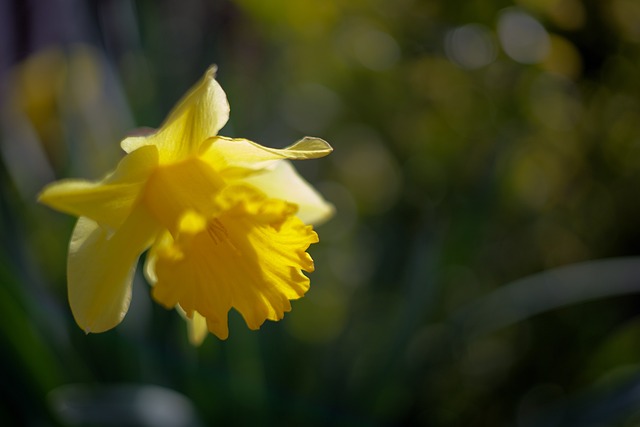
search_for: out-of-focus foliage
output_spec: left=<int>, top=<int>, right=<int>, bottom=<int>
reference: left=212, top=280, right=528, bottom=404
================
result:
left=2, top=0, right=640, bottom=425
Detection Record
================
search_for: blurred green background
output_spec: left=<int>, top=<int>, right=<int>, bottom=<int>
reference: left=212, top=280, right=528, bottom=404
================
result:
left=2, top=0, right=640, bottom=425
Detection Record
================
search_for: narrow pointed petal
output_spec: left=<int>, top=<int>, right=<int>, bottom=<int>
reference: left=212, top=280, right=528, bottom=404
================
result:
left=240, top=160, right=334, bottom=225
left=206, top=136, right=333, bottom=171
left=68, top=207, right=159, bottom=333
left=121, top=66, right=230, bottom=161
left=38, top=145, right=158, bottom=229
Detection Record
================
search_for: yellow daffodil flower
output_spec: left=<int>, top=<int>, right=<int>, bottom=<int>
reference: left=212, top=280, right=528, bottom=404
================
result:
left=38, top=66, right=333, bottom=344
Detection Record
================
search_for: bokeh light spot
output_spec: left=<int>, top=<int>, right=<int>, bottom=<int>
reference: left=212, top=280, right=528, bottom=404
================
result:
left=542, top=34, right=583, bottom=79
left=445, top=24, right=497, bottom=69
left=354, top=28, right=400, bottom=71
left=498, top=8, right=550, bottom=64
left=344, top=21, right=401, bottom=71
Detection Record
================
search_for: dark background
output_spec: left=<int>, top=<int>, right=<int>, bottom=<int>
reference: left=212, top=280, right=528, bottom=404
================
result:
left=2, top=0, right=640, bottom=425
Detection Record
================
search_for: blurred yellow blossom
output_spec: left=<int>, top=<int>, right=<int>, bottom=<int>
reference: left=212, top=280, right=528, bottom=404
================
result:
left=38, top=66, right=334, bottom=344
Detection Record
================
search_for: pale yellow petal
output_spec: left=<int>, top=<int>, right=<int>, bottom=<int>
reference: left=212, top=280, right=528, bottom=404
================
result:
left=68, top=206, right=159, bottom=333
left=38, top=145, right=158, bottom=229
left=240, top=160, right=334, bottom=225
left=121, top=66, right=230, bottom=162
left=188, top=311, right=209, bottom=346
left=151, top=185, right=317, bottom=340
left=174, top=306, right=209, bottom=346
left=143, top=247, right=158, bottom=285
left=205, top=136, right=333, bottom=171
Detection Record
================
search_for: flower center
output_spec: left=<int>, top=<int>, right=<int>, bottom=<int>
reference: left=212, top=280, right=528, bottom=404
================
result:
left=207, top=218, right=228, bottom=244
left=143, top=156, right=225, bottom=236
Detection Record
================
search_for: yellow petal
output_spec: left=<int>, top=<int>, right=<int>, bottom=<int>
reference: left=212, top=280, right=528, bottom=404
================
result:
left=143, top=231, right=174, bottom=285
left=121, top=66, right=230, bottom=162
left=38, top=145, right=158, bottom=229
left=240, top=160, right=334, bottom=225
left=151, top=185, right=318, bottom=340
left=145, top=232, right=209, bottom=345
left=187, top=311, right=209, bottom=346
left=174, top=306, right=209, bottom=346
left=68, top=206, right=159, bottom=333
left=205, top=136, right=333, bottom=171
left=144, top=249, right=158, bottom=285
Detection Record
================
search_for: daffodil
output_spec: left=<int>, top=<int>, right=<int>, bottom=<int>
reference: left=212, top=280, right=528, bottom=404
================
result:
left=38, top=66, right=333, bottom=344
